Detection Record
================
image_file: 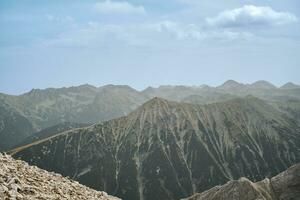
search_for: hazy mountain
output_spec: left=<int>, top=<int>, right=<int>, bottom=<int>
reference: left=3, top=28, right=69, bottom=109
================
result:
left=280, top=82, right=300, bottom=90
left=142, top=85, right=208, bottom=101
left=11, top=97, right=300, bottom=200
left=0, top=84, right=147, bottom=151
left=1, top=81, right=300, bottom=152
left=217, top=80, right=246, bottom=91
left=0, top=99, right=35, bottom=151
left=0, top=153, right=120, bottom=200
left=1, top=84, right=147, bottom=129
left=184, top=163, right=300, bottom=200
left=250, top=80, right=276, bottom=90
left=142, top=81, right=300, bottom=102
left=181, top=92, right=238, bottom=104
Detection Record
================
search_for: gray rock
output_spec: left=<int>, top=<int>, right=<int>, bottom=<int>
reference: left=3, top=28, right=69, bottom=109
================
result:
left=183, top=163, right=300, bottom=200
left=0, top=153, right=121, bottom=200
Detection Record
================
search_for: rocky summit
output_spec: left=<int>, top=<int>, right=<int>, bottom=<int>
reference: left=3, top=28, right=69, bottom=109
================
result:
left=0, top=153, right=120, bottom=200
left=184, top=163, right=300, bottom=200
left=11, top=96, right=300, bottom=200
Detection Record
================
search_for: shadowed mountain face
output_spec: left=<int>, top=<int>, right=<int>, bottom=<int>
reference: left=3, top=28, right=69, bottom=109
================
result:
left=12, top=97, right=300, bottom=200
left=184, top=163, right=300, bottom=200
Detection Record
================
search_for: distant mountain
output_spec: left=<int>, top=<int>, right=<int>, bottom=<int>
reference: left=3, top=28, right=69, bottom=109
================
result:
left=250, top=80, right=276, bottom=90
left=281, top=82, right=300, bottom=90
left=217, top=80, right=246, bottom=91
left=0, top=84, right=148, bottom=151
left=1, top=81, right=300, bottom=151
left=11, top=97, right=300, bottom=200
left=183, top=163, right=300, bottom=200
left=181, top=91, right=238, bottom=104
left=0, top=153, right=120, bottom=200
left=142, top=85, right=206, bottom=101
left=0, top=99, right=35, bottom=151
left=142, top=81, right=300, bottom=102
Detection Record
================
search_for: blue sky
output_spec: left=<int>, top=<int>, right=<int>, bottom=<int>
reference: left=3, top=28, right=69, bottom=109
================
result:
left=0, top=0, right=300, bottom=94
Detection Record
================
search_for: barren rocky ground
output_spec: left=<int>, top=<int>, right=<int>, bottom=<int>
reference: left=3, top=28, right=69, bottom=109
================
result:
left=184, top=163, right=300, bottom=200
left=0, top=153, right=120, bottom=200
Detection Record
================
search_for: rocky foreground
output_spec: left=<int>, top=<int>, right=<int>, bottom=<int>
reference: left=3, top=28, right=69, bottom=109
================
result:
left=184, top=163, right=300, bottom=200
left=0, top=153, right=120, bottom=200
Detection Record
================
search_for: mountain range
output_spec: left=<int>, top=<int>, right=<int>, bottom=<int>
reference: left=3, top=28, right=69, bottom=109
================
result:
left=10, top=96, right=300, bottom=200
left=1, top=80, right=300, bottom=151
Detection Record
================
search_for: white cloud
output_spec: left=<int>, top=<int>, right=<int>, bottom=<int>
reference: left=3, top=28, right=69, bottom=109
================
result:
left=41, top=20, right=255, bottom=49
left=206, top=5, right=298, bottom=28
left=93, top=0, right=146, bottom=15
left=149, top=20, right=253, bottom=41
left=45, top=14, right=74, bottom=23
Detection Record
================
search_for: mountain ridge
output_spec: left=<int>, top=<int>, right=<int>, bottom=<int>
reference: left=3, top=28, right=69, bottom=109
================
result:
left=11, top=96, right=300, bottom=200
left=183, top=163, right=300, bottom=200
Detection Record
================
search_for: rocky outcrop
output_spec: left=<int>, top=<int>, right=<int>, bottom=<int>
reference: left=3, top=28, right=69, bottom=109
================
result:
left=11, top=97, right=300, bottom=200
left=0, top=153, right=120, bottom=200
left=183, top=163, right=300, bottom=200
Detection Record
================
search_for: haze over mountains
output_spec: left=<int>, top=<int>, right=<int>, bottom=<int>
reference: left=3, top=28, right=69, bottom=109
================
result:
left=1, top=80, right=300, bottom=151
left=10, top=97, right=300, bottom=199
left=1, top=80, right=300, bottom=200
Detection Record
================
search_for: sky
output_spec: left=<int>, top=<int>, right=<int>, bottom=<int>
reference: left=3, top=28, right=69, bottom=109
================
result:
left=0, top=0, right=300, bottom=94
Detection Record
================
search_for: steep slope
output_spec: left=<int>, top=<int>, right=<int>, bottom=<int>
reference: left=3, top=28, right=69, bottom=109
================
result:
left=184, top=163, right=300, bottom=200
left=0, top=99, right=35, bottom=151
left=0, top=84, right=147, bottom=151
left=14, top=122, right=89, bottom=148
left=2, top=84, right=147, bottom=129
left=11, top=97, right=300, bottom=200
left=271, top=98, right=300, bottom=124
left=0, top=153, right=120, bottom=200
left=78, top=85, right=147, bottom=123
left=1, top=81, right=300, bottom=152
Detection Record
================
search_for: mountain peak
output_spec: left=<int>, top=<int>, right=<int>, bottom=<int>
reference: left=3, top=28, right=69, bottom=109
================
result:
left=251, top=80, right=276, bottom=89
left=131, top=97, right=172, bottom=118
left=280, top=82, right=300, bottom=89
left=218, top=80, right=244, bottom=90
left=142, top=97, right=169, bottom=107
